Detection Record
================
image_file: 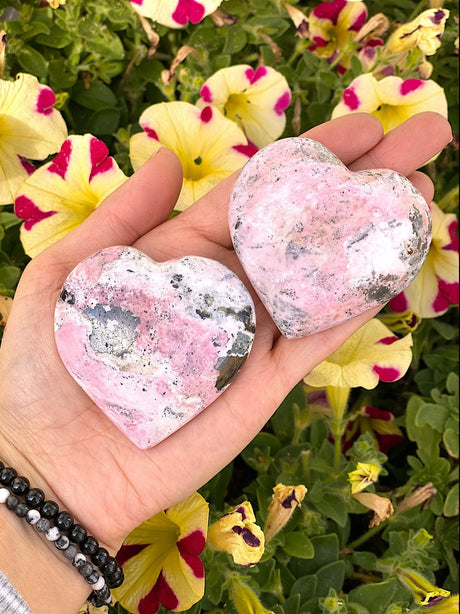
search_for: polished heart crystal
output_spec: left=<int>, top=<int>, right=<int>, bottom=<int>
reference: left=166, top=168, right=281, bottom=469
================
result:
left=229, top=137, right=431, bottom=338
left=54, top=246, right=255, bottom=449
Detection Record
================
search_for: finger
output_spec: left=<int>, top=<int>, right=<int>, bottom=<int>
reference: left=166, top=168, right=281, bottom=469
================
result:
left=350, top=112, right=452, bottom=174
left=141, top=114, right=385, bottom=253
left=35, top=147, right=183, bottom=273
left=408, top=170, right=435, bottom=204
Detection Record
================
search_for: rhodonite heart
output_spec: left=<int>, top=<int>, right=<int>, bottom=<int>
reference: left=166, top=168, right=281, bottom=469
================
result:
left=54, top=246, right=255, bottom=449
left=229, top=137, right=431, bottom=338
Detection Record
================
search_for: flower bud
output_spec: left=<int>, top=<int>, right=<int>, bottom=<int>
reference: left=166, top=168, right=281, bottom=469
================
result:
left=208, top=502, right=264, bottom=566
left=264, top=484, right=308, bottom=542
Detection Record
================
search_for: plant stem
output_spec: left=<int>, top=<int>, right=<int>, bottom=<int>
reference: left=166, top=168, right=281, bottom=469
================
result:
left=347, top=518, right=390, bottom=549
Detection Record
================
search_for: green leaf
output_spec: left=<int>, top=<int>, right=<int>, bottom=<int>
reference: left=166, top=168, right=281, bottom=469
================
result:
left=352, top=551, right=378, bottom=571
left=34, top=24, right=74, bottom=48
left=416, top=403, right=449, bottom=432
left=71, top=80, right=118, bottom=111
left=87, top=107, right=121, bottom=135
left=0, top=265, right=21, bottom=290
left=443, top=483, right=459, bottom=517
left=16, top=44, right=48, bottom=78
left=443, top=427, right=459, bottom=458
left=291, top=574, right=318, bottom=602
left=289, top=534, right=339, bottom=578
left=315, top=561, right=346, bottom=597
left=222, top=26, right=247, bottom=54
left=349, top=580, right=410, bottom=614
left=283, top=532, right=315, bottom=559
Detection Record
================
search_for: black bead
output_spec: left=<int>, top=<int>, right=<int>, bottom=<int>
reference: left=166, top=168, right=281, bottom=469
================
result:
left=0, top=461, right=4, bottom=471
left=100, top=556, right=118, bottom=576
left=41, top=500, right=59, bottom=519
left=15, top=502, right=29, bottom=518
left=0, top=467, right=18, bottom=486
left=11, top=476, right=30, bottom=496
left=79, top=562, right=94, bottom=578
left=92, top=547, right=109, bottom=567
left=81, top=536, right=99, bottom=556
left=25, top=488, right=45, bottom=508
left=88, top=588, right=110, bottom=608
left=55, top=511, right=74, bottom=532
left=107, top=567, right=124, bottom=588
left=69, top=523, right=87, bottom=543
left=87, top=570, right=101, bottom=585
left=5, top=494, right=19, bottom=510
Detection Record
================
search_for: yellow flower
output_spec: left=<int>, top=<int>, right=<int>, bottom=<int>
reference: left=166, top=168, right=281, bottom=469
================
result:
left=307, top=0, right=368, bottom=66
left=352, top=491, right=394, bottom=527
left=385, top=9, right=449, bottom=56
left=264, top=484, right=308, bottom=542
left=229, top=577, right=275, bottom=614
left=208, top=501, right=265, bottom=566
left=390, top=203, right=458, bottom=318
left=77, top=604, right=108, bottom=614
left=0, top=73, right=68, bottom=205
left=197, top=65, right=291, bottom=148
left=15, top=134, right=127, bottom=258
left=348, top=461, right=381, bottom=493
left=128, top=0, right=224, bottom=28
left=113, top=492, right=208, bottom=613
left=0, top=295, right=13, bottom=328
left=331, top=73, right=448, bottom=133
left=396, top=568, right=451, bottom=606
left=129, top=101, right=253, bottom=210
left=424, top=596, right=460, bottom=614
left=304, top=318, right=413, bottom=391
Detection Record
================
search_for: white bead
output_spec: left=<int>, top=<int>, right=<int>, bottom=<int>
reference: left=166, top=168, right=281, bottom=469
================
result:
left=26, top=509, right=41, bottom=525
left=73, top=553, right=86, bottom=565
left=92, top=576, right=105, bottom=591
left=0, top=488, right=9, bottom=503
left=46, top=526, right=61, bottom=541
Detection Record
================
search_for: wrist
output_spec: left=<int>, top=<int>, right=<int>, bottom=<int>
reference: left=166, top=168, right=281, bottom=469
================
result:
left=0, top=452, right=119, bottom=612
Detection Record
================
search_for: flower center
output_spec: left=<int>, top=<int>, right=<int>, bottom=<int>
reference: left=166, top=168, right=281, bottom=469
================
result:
left=224, top=93, right=249, bottom=124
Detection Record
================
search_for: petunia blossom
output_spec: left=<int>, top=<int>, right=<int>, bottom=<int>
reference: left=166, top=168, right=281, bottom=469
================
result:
left=0, top=73, right=68, bottom=205
left=390, top=202, right=459, bottom=318
left=343, top=405, right=404, bottom=454
left=14, top=134, right=127, bottom=258
left=304, top=318, right=413, bottom=391
left=129, top=101, right=254, bottom=210
left=348, top=461, right=381, bottom=493
left=385, top=9, right=449, bottom=56
left=197, top=65, right=291, bottom=148
left=352, top=491, right=394, bottom=527
left=331, top=73, right=448, bottom=132
left=396, top=568, right=451, bottom=607
left=113, top=492, right=208, bottom=614
left=128, top=0, right=223, bottom=28
left=306, top=0, right=368, bottom=71
left=207, top=501, right=265, bottom=566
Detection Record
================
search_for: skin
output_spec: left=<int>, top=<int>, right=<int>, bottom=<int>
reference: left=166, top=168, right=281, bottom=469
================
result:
left=0, top=112, right=452, bottom=613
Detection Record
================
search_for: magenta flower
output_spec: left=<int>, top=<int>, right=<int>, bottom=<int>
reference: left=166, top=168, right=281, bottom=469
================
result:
left=128, top=0, right=223, bottom=28
left=343, top=405, right=404, bottom=454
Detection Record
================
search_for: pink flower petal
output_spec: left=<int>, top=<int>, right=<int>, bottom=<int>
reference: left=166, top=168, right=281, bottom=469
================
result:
left=343, top=86, right=360, bottom=110
left=378, top=336, right=399, bottom=345
left=200, top=106, right=213, bottom=123
left=14, top=195, right=57, bottom=231
left=363, top=406, right=393, bottom=421
left=89, top=137, right=114, bottom=181
left=373, top=365, right=401, bottom=382
left=443, top=220, right=459, bottom=252
left=274, top=91, right=291, bottom=115
left=200, top=84, right=212, bottom=103
left=116, top=543, right=148, bottom=566
left=36, top=87, right=56, bottom=115
left=172, top=0, right=205, bottom=25
left=145, top=126, right=159, bottom=140
left=433, top=279, right=459, bottom=312
left=245, top=66, right=268, bottom=84
left=19, top=156, right=36, bottom=175
left=312, top=0, right=347, bottom=25
left=233, top=142, right=258, bottom=157
left=400, top=79, right=424, bottom=95
left=389, top=292, right=409, bottom=312
left=48, top=139, right=72, bottom=180
left=350, top=9, right=367, bottom=31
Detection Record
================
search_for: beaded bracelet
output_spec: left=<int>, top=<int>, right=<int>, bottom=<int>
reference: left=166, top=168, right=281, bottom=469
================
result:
left=0, top=460, right=124, bottom=608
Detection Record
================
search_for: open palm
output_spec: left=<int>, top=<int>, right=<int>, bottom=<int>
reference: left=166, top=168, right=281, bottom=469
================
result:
left=0, top=112, right=451, bottom=572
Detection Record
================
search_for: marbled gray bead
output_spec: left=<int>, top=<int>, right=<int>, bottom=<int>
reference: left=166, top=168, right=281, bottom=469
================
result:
left=5, top=495, right=19, bottom=510
left=63, top=544, right=78, bottom=560
left=79, top=563, right=94, bottom=578
left=35, top=518, right=51, bottom=533
left=46, top=527, right=61, bottom=541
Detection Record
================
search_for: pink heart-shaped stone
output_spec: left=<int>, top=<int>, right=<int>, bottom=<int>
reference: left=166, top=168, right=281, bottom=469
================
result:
left=229, top=137, right=431, bottom=338
left=54, top=246, right=255, bottom=449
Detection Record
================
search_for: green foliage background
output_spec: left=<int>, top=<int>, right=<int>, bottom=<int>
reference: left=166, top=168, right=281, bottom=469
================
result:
left=0, top=0, right=458, bottom=612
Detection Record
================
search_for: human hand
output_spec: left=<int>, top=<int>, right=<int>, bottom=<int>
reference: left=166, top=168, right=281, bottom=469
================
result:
left=0, top=112, right=451, bottom=611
